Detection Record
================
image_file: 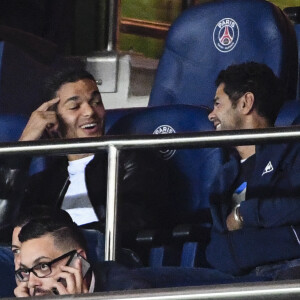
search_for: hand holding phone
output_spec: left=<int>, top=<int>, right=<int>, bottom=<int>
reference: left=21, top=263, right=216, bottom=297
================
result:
left=52, top=252, right=91, bottom=295
left=65, top=252, right=91, bottom=279
left=14, top=281, right=30, bottom=297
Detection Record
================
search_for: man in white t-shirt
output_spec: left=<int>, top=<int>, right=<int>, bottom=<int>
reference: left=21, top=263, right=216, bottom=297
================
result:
left=19, top=69, right=106, bottom=227
left=10, top=69, right=169, bottom=244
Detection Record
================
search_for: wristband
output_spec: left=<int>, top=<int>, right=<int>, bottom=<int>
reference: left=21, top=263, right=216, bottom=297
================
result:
left=233, top=204, right=243, bottom=223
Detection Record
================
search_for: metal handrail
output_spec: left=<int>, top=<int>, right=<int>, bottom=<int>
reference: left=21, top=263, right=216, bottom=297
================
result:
left=16, top=279, right=300, bottom=299
left=3, top=126, right=300, bottom=260
left=0, top=126, right=300, bottom=156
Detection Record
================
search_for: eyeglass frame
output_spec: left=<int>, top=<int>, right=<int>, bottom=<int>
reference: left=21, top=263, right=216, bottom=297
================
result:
left=15, top=249, right=77, bottom=282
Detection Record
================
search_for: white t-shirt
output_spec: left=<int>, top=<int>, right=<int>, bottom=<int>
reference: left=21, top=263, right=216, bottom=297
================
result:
left=61, top=155, right=99, bottom=226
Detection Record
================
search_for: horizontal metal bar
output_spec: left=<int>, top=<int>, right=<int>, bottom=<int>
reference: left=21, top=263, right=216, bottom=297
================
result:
left=0, top=126, right=300, bottom=156
left=30, top=280, right=300, bottom=300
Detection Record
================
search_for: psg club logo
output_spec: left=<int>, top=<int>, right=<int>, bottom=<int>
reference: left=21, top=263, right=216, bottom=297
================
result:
left=213, top=18, right=239, bottom=53
left=153, top=125, right=176, bottom=160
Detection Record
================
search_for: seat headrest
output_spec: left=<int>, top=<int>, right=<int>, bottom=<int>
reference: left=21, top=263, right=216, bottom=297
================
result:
left=107, top=105, right=223, bottom=216
left=149, top=0, right=298, bottom=108
left=0, top=114, right=27, bottom=141
left=107, top=104, right=214, bottom=137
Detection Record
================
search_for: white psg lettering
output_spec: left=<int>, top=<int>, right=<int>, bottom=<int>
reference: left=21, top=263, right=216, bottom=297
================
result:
left=217, top=19, right=236, bottom=29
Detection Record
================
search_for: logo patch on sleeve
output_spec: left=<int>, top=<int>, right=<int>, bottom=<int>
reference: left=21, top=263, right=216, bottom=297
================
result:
left=262, top=161, right=274, bottom=176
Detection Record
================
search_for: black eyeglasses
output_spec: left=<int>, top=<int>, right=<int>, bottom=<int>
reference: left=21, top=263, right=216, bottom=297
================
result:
left=15, top=250, right=77, bottom=282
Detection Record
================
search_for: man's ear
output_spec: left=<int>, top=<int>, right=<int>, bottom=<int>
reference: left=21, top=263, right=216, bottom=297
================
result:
left=78, top=249, right=87, bottom=259
left=238, top=92, right=255, bottom=114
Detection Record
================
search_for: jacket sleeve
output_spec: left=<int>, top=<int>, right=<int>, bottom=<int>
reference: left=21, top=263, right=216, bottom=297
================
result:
left=240, top=145, right=300, bottom=228
left=0, top=156, right=31, bottom=233
left=94, top=261, right=152, bottom=292
left=240, top=195, right=300, bottom=228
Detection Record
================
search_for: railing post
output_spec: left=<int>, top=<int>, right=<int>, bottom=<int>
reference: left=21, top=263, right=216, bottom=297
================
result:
left=105, top=145, right=119, bottom=261
left=107, top=0, right=118, bottom=51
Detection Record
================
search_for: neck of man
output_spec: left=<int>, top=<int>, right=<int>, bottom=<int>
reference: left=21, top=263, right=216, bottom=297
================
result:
left=235, top=114, right=271, bottom=160
left=68, top=153, right=94, bottom=161
left=236, top=145, right=256, bottom=160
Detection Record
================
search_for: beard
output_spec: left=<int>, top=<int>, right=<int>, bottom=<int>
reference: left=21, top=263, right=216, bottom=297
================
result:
left=32, top=287, right=54, bottom=296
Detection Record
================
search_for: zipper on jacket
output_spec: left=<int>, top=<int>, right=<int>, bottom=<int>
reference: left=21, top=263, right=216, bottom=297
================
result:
left=291, top=225, right=300, bottom=246
left=57, top=176, right=70, bottom=206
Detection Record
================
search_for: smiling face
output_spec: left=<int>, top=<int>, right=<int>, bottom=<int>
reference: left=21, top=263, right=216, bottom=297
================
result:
left=20, top=235, right=69, bottom=297
left=208, top=83, right=243, bottom=131
left=55, top=79, right=105, bottom=139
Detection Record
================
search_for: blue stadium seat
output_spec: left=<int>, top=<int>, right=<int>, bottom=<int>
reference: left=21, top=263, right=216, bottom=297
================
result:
left=0, top=114, right=47, bottom=175
left=81, top=229, right=105, bottom=264
left=0, top=41, right=50, bottom=115
left=105, top=0, right=300, bottom=267
left=275, top=100, right=300, bottom=126
left=108, top=105, right=224, bottom=266
left=0, top=247, right=15, bottom=298
left=149, top=0, right=298, bottom=108
left=0, top=27, right=81, bottom=116
left=0, top=114, right=27, bottom=141
left=294, top=23, right=300, bottom=99
left=105, top=108, right=143, bottom=134
left=108, top=105, right=222, bottom=219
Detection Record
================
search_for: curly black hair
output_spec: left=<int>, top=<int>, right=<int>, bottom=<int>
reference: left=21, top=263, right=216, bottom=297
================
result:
left=215, top=62, right=285, bottom=125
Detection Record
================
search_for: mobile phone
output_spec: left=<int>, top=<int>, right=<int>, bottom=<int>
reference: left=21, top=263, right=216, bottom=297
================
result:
left=52, top=252, right=91, bottom=294
left=67, top=252, right=91, bottom=279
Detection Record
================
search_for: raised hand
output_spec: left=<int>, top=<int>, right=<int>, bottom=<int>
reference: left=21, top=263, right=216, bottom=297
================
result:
left=19, top=97, right=60, bottom=141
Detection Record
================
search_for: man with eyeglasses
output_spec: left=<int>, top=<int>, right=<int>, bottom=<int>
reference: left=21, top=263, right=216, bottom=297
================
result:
left=14, top=216, right=150, bottom=297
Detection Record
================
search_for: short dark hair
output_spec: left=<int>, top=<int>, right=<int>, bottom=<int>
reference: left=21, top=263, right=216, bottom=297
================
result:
left=19, top=216, right=87, bottom=253
left=14, top=205, right=73, bottom=228
left=215, top=62, right=285, bottom=125
left=43, top=68, right=96, bottom=100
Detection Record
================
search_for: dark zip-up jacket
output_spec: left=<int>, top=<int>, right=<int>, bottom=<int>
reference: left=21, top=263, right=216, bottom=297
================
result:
left=0, top=150, right=170, bottom=242
left=206, top=142, right=300, bottom=275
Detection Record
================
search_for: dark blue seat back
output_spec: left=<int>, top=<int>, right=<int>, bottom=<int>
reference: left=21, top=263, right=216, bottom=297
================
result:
left=108, top=105, right=223, bottom=222
left=149, top=0, right=298, bottom=109
left=275, top=100, right=300, bottom=126
left=105, top=108, right=144, bottom=134
left=295, top=24, right=300, bottom=99
left=0, top=114, right=47, bottom=175
left=81, top=229, right=104, bottom=264
left=0, top=41, right=50, bottom=115
left=0, top=114, right=27, bottom=141
left=0, top=247, right=15, bottom=298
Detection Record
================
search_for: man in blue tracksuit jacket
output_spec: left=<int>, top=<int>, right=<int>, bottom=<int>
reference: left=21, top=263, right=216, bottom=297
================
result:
left=206, top=62, right=300, bottom=278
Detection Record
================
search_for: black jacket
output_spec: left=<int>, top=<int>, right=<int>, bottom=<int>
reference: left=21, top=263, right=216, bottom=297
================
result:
left=0, top=149, right=170, bottom=244
left=21, top=150, right=169, bottom=235
left=93, top=261, right=151, bottom=292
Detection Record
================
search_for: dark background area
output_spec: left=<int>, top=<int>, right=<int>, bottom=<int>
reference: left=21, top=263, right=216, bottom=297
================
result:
left=0, top=0, right=108, bottom=56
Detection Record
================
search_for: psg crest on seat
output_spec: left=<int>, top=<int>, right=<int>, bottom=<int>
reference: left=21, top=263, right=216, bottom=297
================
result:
left=213, top=18, right=239, bottom=53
